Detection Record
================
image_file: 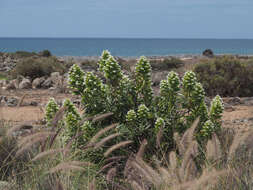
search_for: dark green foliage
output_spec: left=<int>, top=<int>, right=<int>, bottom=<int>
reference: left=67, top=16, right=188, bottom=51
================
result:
left=39, top=50, right=52, bottom=57
left=194, top=56, right=253, bottom=97
left=150, top=57, right=184, bottom=71
left=9, top=51, right=37, bottom=59
left=64, top=51, right=223, bottom=161
left=11, top=57, right=67, bottom=80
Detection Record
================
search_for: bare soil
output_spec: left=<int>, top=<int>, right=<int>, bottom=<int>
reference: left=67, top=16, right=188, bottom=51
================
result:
left=1, top=89, right=253, bottom=133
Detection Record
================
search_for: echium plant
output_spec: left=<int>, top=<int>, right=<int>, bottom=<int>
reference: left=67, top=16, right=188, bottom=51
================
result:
left=98, top=50, right=111, bottom=72
left=45, top=98, right=59, bottom=126
left=82, top=72, right=106, bottom=115
left=158, top=71, right=180, bottom=117
left=135, top=56, right=153, bottom=107
left=181, top=71, right=208, bottom=130
left=102, top=55, right=123, bottom=86
left=209, top=95, right=224, bottom=131
left=59, top=50, right=225, bottom=159
left=68, top=64, right=85, bottom=95
left=63, top=99, right=82, bottom=148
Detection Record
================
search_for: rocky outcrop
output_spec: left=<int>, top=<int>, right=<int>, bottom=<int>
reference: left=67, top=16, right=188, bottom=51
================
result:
left=6, top=79, right=19, bottom=90
left=19, top=78, right=32, bottom=89
left=41, top=78, right=53, bottom=88
left=0, top=53, right=18, bottom=72
left=32, top=77, right=46, bottom=89
left=0, top=96, right=18, bottom=107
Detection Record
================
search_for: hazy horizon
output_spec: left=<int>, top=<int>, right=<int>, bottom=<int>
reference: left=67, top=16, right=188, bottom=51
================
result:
left=1, top=0, right=253, bottom=39
left=1, top=37, right=253, bottom=40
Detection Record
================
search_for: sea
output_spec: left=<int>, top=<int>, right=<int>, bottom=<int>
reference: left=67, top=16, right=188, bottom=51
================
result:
left=0, top=38, right=253, bottom=57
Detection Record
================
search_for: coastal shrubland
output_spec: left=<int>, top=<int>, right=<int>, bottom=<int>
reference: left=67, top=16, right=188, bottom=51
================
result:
left=194, top=56, right=253, bottom=97
left=2, top=51, right=253, bottom=189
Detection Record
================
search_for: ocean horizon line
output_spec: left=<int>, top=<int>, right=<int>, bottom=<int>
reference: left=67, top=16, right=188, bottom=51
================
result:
left=1, top=37, right=253, bottom=40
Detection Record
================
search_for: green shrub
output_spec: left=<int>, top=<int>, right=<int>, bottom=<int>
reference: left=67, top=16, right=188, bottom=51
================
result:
left=8, top=51, right=37, bottom=59
left=150, top=57, right=184, bottom=71
left=194, top=56, right=253, bottom=97
left=11, top=57, right=67, bottom=80
left=39, top=50, right=52, bottom=57
left=45, top=51, right=223, bottom=162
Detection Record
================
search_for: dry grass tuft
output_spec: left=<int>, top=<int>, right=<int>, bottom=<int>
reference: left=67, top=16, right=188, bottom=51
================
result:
left=92, top=112, right=114, bottom=122
left=18, top=131, right=55, bottom=147
left=179, top=118, right=199, bottom=154
left=104, top=140, right=132, bottom=157
left=51, top=106, right=67, bottom=128
left=169, top=151, right=177, bottom=171
left=31, top=148, right=66, bottom=162
left=228, top=130, right=251, bottom=158
left=136, top=139, right=148, bottom=159
left=94, top=133, right=121, bottom=149
left=206, top=133, right=222, bottom=162
left=49, top=161, right=91, bottom=174
left=89, top=123, right=118, bottom=145
left=17, top=93, right=27, bottom=107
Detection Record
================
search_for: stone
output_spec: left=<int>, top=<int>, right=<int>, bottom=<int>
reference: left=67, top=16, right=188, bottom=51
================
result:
left=0, top=80, right=7, bottom=87
left=227, top=97, right=242, bottom=106
left=19, top=78, right=32, bottom=89
left=32, top=77, right=45, bottom=89
left=224, top=103, right=235, bottom=112
left=50, top=72, right=63, bottom=87
left=41, top=78, right=53, bottom=88
left=30, top=101, right=38, bottom=106
left=6, top=97, right=18, bottom=107
left=242, top=97, right=253, bottom=106
left=6, top=79, right=19, bottom=90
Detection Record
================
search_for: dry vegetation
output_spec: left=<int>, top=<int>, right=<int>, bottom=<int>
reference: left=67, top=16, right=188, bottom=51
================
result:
left=1, top=113, right=253, bottom=190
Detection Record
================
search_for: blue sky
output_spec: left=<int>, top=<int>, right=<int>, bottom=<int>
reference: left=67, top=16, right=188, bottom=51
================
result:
left=1, top=0, right=253, bottom=38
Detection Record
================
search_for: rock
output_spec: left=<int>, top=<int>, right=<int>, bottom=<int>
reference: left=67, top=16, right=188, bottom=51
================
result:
left=19, top=78, right=32, bottom=89
left=32, top=77, right=45, bottom=89
left=226, top=97, right=242, bottom=106
left=41, top=78, right=53, bottom=88
left=203, top=49, right=214, bottom=57
left=242, top=97, right=253, bottom=106
left=50, top=72, right=63, bottom=87
left=30, top=101, right=38, bottom=106
left=19, top=124, right=33, bottom=130
left=6, top=79, right=19, bottom=90
left=224, top=103, right=235, bottom=112
left=0, top=80, right=7, bottom=87
left=6, top=97, right=18, bottom=107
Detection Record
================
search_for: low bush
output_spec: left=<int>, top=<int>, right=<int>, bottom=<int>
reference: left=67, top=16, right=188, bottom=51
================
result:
left=11, top=57, right=67, bottom=80
left=8, top=51, right=37, bottom=59
left=150, top=57, right=184, bottom=71
left=39, top=49, right=52, bottom=57
left=194, top=56, right=253, bottom=97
